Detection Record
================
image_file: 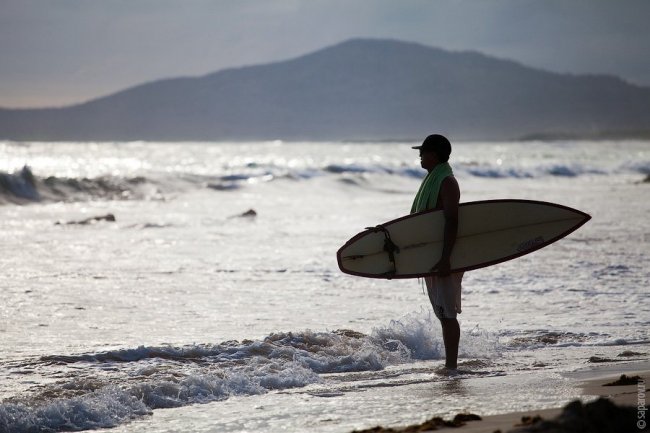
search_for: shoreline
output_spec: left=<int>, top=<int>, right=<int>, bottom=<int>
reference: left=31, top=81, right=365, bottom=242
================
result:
left=448, top=367, right=648, bottom=433
left=353, top=361, right=649, bottom=433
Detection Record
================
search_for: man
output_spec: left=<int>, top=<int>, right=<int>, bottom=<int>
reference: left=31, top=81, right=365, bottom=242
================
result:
left=411, top=134, right=462, bottom=370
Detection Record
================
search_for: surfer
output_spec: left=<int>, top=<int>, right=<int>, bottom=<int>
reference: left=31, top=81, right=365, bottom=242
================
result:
left=411, top=134, right=462, bottom=370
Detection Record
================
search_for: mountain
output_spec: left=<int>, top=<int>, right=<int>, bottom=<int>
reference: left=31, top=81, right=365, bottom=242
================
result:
left=2, top=38, right=650, bottom=141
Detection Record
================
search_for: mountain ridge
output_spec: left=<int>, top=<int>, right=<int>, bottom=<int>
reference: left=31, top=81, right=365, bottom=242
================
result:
left=2, top=38, right=649, bottom=141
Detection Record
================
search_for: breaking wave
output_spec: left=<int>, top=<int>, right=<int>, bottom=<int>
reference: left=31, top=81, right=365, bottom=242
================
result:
left=0, top=312, right=500, bottom=432
left=463, top=163, right=608, bottom=179
left=1, top=152, right=648, bottom=205
left=0, top=166, right=163, bottom=205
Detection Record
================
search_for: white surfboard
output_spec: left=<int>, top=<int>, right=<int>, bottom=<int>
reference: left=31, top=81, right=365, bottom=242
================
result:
left=337, top=199, right=590, bottom=279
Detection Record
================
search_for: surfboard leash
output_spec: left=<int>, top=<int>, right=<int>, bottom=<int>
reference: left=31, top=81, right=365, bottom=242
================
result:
left=366, top=225, right=400, bottom=279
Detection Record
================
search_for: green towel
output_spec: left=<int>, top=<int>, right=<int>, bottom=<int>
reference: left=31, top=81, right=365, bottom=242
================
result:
left=410, top=162, right=453, bottom=214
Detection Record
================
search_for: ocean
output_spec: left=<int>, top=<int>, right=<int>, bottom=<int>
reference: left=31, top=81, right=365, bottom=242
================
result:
left=0, top=139, right=648, bottom=432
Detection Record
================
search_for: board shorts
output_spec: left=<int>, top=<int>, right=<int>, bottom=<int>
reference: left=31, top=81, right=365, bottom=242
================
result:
left=425, top=272, right=463, bottom=320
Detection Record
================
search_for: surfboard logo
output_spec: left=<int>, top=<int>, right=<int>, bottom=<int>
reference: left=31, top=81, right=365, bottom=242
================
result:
left=516, top=236, right=545, bottom=252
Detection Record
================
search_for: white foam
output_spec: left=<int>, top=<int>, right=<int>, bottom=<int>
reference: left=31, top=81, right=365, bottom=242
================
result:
left=371, top=309, right=443, bottom=360
left=0, top=386, right=150, bottom=432
left=0, top=310, right=509, bottom=432
left=371, top=309, right=502, bottom=360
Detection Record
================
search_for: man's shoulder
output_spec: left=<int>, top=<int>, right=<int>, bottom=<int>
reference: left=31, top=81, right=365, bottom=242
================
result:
left=440, top=175, right=460, bottom=200
left=441, top=175, right=459, bottom=189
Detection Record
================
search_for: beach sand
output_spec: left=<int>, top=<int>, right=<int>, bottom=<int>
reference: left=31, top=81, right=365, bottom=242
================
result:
left=353, top=363, right=649, bottom=433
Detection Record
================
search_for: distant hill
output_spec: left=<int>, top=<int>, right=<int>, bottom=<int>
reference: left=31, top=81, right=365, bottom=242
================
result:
left=2, top=38, right=650, bottom=141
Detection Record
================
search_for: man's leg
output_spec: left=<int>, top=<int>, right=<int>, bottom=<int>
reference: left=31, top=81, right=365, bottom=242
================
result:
left=440, top=318, right=460, bottom=369
left=426, top=275, right=461, bottom=369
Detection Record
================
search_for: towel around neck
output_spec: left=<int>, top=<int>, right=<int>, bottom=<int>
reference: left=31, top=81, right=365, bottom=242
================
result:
left=410, top=162, right=453, bottom=214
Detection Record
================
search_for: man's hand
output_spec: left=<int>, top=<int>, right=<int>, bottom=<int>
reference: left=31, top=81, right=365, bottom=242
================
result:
left=432, top=256, right=451, bottom=277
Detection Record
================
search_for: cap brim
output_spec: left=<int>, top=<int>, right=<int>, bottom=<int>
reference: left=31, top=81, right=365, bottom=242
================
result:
left=411, top=146, right=423, bottom=149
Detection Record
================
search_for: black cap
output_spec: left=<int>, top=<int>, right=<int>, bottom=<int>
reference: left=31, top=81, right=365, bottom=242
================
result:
left=412, top=134, right=451, bottom=162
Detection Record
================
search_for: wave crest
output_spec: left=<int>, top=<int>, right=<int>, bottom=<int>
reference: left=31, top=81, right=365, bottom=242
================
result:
left=0, top=166, right=162, bottom=205
left=1, top=311, right=502, bottom=432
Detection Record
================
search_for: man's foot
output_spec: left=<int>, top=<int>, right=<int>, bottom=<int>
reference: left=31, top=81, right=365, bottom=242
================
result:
left=434, top=365, right=460, bottom=376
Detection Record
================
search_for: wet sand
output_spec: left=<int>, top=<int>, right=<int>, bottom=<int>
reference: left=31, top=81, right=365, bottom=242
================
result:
left=453, top=370, right=647, bottom=432
left=353, top=362, right=649, bottom=433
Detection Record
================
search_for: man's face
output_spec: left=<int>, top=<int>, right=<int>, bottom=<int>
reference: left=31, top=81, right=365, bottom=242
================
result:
left=419, top=150, right=439, bottom=171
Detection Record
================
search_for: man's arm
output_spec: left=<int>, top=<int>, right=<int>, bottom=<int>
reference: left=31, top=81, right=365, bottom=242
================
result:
left=433, top=177, right=460, bottom=276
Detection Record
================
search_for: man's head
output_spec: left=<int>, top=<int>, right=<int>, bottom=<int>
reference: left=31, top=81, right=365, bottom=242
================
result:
left=412, top=134, right=451, bottom=171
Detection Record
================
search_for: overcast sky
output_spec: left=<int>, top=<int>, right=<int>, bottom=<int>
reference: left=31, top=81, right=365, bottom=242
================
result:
left=2, top=0, right=650, bottom=108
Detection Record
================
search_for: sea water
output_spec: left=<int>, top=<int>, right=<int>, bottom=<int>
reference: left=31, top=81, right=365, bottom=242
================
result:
left=0, top=140, right=648, bottom=432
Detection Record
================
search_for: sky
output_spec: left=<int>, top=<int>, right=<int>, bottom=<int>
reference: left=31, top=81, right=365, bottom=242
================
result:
left=2, top=0, right=650, bottom=108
